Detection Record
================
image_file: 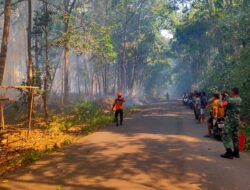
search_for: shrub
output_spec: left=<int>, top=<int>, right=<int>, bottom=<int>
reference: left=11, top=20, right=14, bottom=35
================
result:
left=74, top=101, right=112, bottom=126
left=74, top=101, right=100, bottom=123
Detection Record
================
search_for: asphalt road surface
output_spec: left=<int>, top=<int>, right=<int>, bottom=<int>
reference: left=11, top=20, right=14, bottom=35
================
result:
left=1, top=100, right=250, bottom=190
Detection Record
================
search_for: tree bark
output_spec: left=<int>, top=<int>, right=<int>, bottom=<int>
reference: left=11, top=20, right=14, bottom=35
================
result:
left=130, top=54, right=137, bottom=97
left=97, top=74, right=101, bottom=96
left=120, top=24, right=127, bottom=91
left=119, top=0, right=128, bottom=91
left=27, top=0, right=33, bottom=87
left=34, top=34, right=39, bottom=69
left=63, top=44, right=70, bottom=103
left=43, top=25, right=49, bottom=118
left=0, top=0, right=11, bottom=85
left=205, top=0, right=213, bottom=16
left=27, top=0, right=33, bottom=117
left=62, top=0, right=77, bottom=104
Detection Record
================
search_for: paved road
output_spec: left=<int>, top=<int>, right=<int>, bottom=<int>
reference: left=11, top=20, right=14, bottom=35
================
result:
left=1, top=101, right=250, bottom=190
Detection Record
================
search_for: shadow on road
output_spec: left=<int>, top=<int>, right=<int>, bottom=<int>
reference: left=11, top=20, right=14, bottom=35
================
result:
left=1, top=101, right=250, bottom=190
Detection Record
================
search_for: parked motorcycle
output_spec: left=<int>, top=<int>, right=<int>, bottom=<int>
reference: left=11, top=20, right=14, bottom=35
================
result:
left=212, top=118, right=225, bottom=140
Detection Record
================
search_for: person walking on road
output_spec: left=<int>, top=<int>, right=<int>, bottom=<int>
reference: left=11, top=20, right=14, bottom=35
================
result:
left=220, top=88, right=242, bottom=159
left=112, top=92, right=125, bottom=127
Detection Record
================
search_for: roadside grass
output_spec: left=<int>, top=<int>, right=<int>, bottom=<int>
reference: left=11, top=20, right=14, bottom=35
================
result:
left=0, top=101, right=142, bottom=176
left=126, top=107, right=143, bottom=117
left=1, top=148, right=56, bottom=176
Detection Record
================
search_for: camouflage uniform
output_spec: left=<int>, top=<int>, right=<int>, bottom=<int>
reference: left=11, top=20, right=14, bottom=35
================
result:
left=222, top=96, right=242, bottom=150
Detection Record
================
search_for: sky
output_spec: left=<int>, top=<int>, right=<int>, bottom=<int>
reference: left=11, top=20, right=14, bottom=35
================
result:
left=160, top=29, right=174, bottom=39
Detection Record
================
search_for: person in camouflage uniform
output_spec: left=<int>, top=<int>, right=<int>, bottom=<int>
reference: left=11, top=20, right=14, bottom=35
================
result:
left=220, top=88, right=242, bottom=159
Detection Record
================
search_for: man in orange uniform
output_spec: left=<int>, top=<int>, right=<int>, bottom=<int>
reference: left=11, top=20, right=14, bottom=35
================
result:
left=112, top=92, right=125, bottom=126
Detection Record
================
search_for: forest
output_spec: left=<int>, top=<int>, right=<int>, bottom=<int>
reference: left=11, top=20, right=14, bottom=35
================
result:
left=0, top=0, right=173, bottom=108
left=0, top=0, right=249, bottom=177
left=172, top=0, right=250, bottom=127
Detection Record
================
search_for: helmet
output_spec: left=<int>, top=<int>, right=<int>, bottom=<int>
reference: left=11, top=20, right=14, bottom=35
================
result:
left=117, top=92, right=122, bottom=97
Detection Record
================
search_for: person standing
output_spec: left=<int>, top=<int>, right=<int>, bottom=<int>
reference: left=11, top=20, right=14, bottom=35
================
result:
left=166, top=93, right=170, bottom=101
left=112, top=92, right=125, bottom=127
left=220, top=88, right=242, bottom=159
left=194, top=92, right=201, bottom=121
left=205, top=93, right=223, bottom=137
left=200, top=92, right=208, bottom=123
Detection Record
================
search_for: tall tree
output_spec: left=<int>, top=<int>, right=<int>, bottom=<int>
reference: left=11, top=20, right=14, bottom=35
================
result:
left=27, top=0, right=33, bottom=87
left=62, top=0, right=77, bottom=104
left=27, top=0, right=33, bottom=118
left=43, top=0, right=49, bottom=118
left=0, top=0, right=11, bottom=85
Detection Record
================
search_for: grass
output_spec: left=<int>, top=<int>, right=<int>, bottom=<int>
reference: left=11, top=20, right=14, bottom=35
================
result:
left=126, top=107, right=143, bottom=117
left=1, top=101, right=142, bottom=176
left=1, top=148, right=56, bottom=176
left=20, top=149, right=56, bottom=164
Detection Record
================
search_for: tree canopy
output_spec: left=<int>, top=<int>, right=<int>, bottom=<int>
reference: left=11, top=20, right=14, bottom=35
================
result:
left=0, top=0, right=249, bottom=123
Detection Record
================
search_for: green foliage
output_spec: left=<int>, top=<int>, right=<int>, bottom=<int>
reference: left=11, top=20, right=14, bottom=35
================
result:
left=62, top=139, right=72, bottom=146
left=74, top=101, right=112, bottom=126
left=93, top=25, right=117, bottom=61
left=55, top=21, right=117, bottom=61
left=48, top=115, right=74, bottom=131
left=20, top=148, right=55, bottom=165
left=44, top=101, right=113, bottom=135
left=74, top=101, right=100, bottom=123
left=170, top=0, right=250, bottom=133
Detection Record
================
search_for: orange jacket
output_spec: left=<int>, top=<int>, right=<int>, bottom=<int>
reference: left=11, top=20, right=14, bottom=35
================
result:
left=112, top=98, right=125, bottom=111
left=213, top=99, right=225, bottom=118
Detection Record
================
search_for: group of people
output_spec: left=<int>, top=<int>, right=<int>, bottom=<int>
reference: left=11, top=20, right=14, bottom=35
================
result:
left=113, top=88, right=242, bottom=159
left=183, top=87, right=242, bottom=159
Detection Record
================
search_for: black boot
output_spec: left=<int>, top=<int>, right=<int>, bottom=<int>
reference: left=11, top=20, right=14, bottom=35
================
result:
left=233, top=148, right=240, bottom=158
left=221, top=148, right=234, bottom=159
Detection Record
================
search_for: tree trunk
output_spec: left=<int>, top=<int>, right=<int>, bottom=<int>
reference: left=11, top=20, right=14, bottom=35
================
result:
left=60, top=59, right=64, bottom=105
left=91, top=75, right=94, bottom=97
left=27, top=0, right=33, bottom=116
left=120, top=25, right=127, bottom=91
left=0, top=0, right=11, bottom=85
left=130, top=55, right=137, bottom=97
left=27, top=0, right=33, bottom=86
left=102, top=61, right=109, bottom=95
left=62, top=0, right=77, bottom=104
left=205, top=0, right=213, bottom=16
left=43, top=27, right=49, bottom=118
left=225, top=0, right=233, bottom=9
left=119, top=0, right=128, bottom=91
left=77, top=75, right=81, bottom=95
left=75, top=55, right=81, bottom=96
left=34, top=35, right=39, bottom=69
left=97, top=74, right=101, bottom=96
left=63, top=45, right=69, bottom=103
left=102, top=70, right=105, bottom=95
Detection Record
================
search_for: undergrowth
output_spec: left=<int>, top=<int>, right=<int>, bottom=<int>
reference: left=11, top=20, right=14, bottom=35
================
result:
left=1, top=101, right=141, bottom=176
left=73, top=101, right=113, bottom=134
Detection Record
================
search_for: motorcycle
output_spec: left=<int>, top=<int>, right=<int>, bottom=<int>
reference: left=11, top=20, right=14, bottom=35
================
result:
left=183, top=96, right=188, bottom=105
left=188, top=97, right=194, bottom=109
left=212, top=118, right=225, bottom=140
